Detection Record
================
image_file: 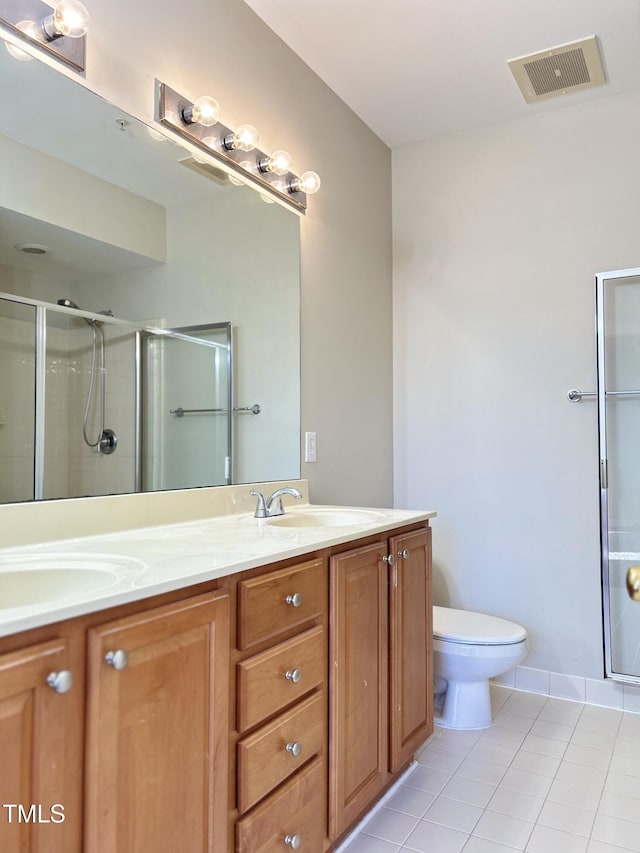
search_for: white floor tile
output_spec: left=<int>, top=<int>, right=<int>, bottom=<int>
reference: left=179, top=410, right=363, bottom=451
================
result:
left=547, top=772, right=606, bottom=812
left=345, top=834, right=400, bottom=853
left=480, top=726, right=526, bottom=749
left=461, top=838, right=520, bottom=853
left=536, top=800, right=595, bottom=836
left=599, top=790, right=640, bottom=824
left=509, top=750, right=561, bottom=778
left=364, top=808, right=419, bottom=845
left=609, top=753, right=640, bottom=779
left=469, top=740, right=518, bottom=766
left=423, top=796, right=483, bottom=833
left=501, top=692, right=547, bottom=719
left=493, top=711, right=535, bottom=733
left=592, top=813, right=640, bottom=851
left=499, top=767, right=553, bottom=799
left=529, top=719, right=574, bottom=742
left=432, top=729, right=481, bottom=755
left=404, top=765, right=452, bottom=794
left=576, top=713, right=622, bottom=738
left=564, top=743, right=612, bottom=770
left=571, top=728, right=616, bottom=753
left=587, top=840, right=638, bottom=853
left=472, top=810, right=534, bottom=850
left=440, top=776, right=497, bottom=808
left=487, top=787, right=544, bottom=822
left=455, top=757, right=507, bottom=786
left=521, top=733, right=568, bottom=758
left=605, top=771, right=640, bottom=800
left=402, top=820, right=469, bottom=853
left=525, top=824, right=588, bottom=853
left=384, top=785, right=436, bottom=819
left=538, top=701, right=583, bottom=727
left=416, top=746, right=465, bottom=774
left=614, top=734, right=640, bottom=760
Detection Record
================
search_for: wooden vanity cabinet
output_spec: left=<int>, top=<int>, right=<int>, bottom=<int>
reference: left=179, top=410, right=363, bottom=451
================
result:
left=0, top=635, right=84, bottom=853
left=234, top=557, right=328, bottom=853
left=84, top=590, right=230, bottom=853
left=329, top=524, right=433, bottom=843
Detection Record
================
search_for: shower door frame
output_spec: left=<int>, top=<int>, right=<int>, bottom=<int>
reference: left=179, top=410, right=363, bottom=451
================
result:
left=597, top=265, right=640, bottom=682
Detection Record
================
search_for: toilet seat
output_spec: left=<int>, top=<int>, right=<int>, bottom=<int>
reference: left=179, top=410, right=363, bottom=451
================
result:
left=433, top=605, right=527, bottom=646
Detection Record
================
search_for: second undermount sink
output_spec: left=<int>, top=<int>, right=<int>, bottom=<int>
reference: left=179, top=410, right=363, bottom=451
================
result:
left=266, top=508, right=387, bottom=528
left=0, top=553, right=146, bottom=610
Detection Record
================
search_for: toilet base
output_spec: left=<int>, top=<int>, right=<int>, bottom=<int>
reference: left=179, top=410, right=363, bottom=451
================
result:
left=437, top=679, right=493, bottom=730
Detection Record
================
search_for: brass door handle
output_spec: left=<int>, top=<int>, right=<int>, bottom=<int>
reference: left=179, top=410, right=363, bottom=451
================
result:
left=626, top=566, right=640, bottom=601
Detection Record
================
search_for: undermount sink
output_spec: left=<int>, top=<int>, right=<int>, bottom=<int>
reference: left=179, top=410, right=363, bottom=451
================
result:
left=0, top=553, right=146, bottom=610
left=266, top=508, right=386, bottom=528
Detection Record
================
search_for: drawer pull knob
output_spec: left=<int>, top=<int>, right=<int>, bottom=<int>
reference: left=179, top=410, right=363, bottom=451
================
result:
left=382, top=554, right=394, bottom=565
left=285, top=668, right=302, bottom=684
left=397, top=548, right=410, bottom=559
left=285, top=593, right=302, bottom=608
left=285, top=740, right=303, bottom=757
left=105, top=649, right=129, bottom=670
left=284, top=834, right=301, bottom=849
left=46, top=670, right=73, bottom=694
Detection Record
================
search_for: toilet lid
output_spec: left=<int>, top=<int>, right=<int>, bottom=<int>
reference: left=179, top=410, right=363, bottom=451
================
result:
left=433, top=606, right=527, bottom=645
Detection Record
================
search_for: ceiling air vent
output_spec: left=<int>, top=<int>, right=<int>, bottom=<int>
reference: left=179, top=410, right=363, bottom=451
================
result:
left=508, top=36, right=605, bottom=104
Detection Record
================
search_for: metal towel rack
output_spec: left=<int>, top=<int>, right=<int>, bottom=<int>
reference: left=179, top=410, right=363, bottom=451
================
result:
left=170, top=404, right=261, bottom=417
left=567, top=388, right=640, bottom=402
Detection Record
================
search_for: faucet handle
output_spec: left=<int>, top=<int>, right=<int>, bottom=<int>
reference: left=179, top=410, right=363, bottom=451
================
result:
left=250, top=490, right=268, bottom=519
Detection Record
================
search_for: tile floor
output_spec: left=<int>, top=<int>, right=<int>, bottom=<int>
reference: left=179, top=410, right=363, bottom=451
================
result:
left=341, top=685, right=640, bottom=853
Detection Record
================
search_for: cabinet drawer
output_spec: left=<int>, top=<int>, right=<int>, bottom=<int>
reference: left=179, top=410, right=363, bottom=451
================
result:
left=237, top=626, right=324, bottom=732
left=237, top=690, right=324, bottom=813
left=236, top=757, right=324, bottom=853
left=238, top=558, right=325, bottom=650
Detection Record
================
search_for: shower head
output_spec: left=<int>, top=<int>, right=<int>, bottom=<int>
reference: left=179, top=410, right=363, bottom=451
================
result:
left=57, top=298, right=80, bottom=309
left=57, top=298, right=95, bottom=326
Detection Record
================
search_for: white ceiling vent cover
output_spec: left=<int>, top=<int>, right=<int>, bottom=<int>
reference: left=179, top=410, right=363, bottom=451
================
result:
left=508, top=36, right=605, bottom=104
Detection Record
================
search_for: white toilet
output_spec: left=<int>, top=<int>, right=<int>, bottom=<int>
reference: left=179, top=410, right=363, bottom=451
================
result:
left=433, top=606, right=528, bottom=730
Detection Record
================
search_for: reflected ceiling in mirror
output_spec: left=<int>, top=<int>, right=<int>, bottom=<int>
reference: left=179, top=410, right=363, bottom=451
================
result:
left=0, top=46, right=301, bottom=504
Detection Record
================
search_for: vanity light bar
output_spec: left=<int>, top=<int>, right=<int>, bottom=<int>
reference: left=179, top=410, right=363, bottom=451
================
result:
left=1, top=0, right=88, bottom=71
left=155, top=81, right=319, bottom=214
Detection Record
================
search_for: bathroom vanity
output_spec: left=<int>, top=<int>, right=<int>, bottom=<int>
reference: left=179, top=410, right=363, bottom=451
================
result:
left=0, top=485, right=435, bottom=853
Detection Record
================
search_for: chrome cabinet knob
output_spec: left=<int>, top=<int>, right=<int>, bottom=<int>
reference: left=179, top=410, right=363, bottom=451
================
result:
left=285, top=740, right=303, bottom=757
left=285, top=593, right=302, bottom=608
left=382, top=554, right=394, bottom=565
left=285, top=668, right=302, bottom=684
left=105, top=649, right=129, bottom=670
left=46, top=670, right=73, bottom=694
left=284, top=834, right=301, bottom=849
left=397, top=549, right=410, bottom=560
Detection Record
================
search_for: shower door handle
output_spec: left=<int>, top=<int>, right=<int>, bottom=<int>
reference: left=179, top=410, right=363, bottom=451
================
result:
left=626, top=567, right=640, bottom=601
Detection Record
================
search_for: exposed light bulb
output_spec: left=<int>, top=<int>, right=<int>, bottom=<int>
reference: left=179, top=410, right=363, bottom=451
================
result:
left=42, top=0, right=90, bottom=41
left=182, top=96, right=220, bottom=127
left=4, top=21, right=40, bottom=61
left=259, top=149, right=292, bottom=176
left=289, top=170, right=321, bottom=195
left=224, top=124, right=259, bottom=152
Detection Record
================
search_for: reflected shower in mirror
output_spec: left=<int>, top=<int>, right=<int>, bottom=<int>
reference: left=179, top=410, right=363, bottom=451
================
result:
left=0, top=46, right=301, bottom=503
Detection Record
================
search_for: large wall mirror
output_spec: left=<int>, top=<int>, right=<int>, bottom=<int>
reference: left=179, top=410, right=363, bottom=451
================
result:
left=0, top=47, right=301, bottom=503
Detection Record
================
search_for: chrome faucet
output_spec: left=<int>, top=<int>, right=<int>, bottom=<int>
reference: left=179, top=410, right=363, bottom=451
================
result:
left=250, top=487, right=303, bottom=518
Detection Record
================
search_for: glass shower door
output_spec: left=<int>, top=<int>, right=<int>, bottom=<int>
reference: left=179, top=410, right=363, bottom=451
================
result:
left=142, top=323, right=232, bottom=491
left=599, top=268, right=640, bottom=680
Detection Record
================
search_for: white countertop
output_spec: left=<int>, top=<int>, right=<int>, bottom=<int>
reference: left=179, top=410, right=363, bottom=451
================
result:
left=0, top=503, right=435, bottom=638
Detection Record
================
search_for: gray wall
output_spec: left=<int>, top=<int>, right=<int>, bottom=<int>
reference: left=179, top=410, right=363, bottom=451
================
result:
left=393, top=88, right=640, bottom=678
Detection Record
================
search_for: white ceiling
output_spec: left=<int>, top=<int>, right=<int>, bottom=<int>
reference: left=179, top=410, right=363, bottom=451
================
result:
left=244, top=0, right=640, bottom=148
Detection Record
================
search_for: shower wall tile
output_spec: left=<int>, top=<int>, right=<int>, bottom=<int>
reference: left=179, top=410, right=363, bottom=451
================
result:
left=585, top=679, right=625, bottom=710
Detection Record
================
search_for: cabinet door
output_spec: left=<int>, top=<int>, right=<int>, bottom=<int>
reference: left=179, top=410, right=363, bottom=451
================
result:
left=389, top=527, right=433, bottom=772
left=329, top=541, right=389, bottom=839
left=0, top=637, right=82, bottom=853
left=85, top=591, right=229, bottom=853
